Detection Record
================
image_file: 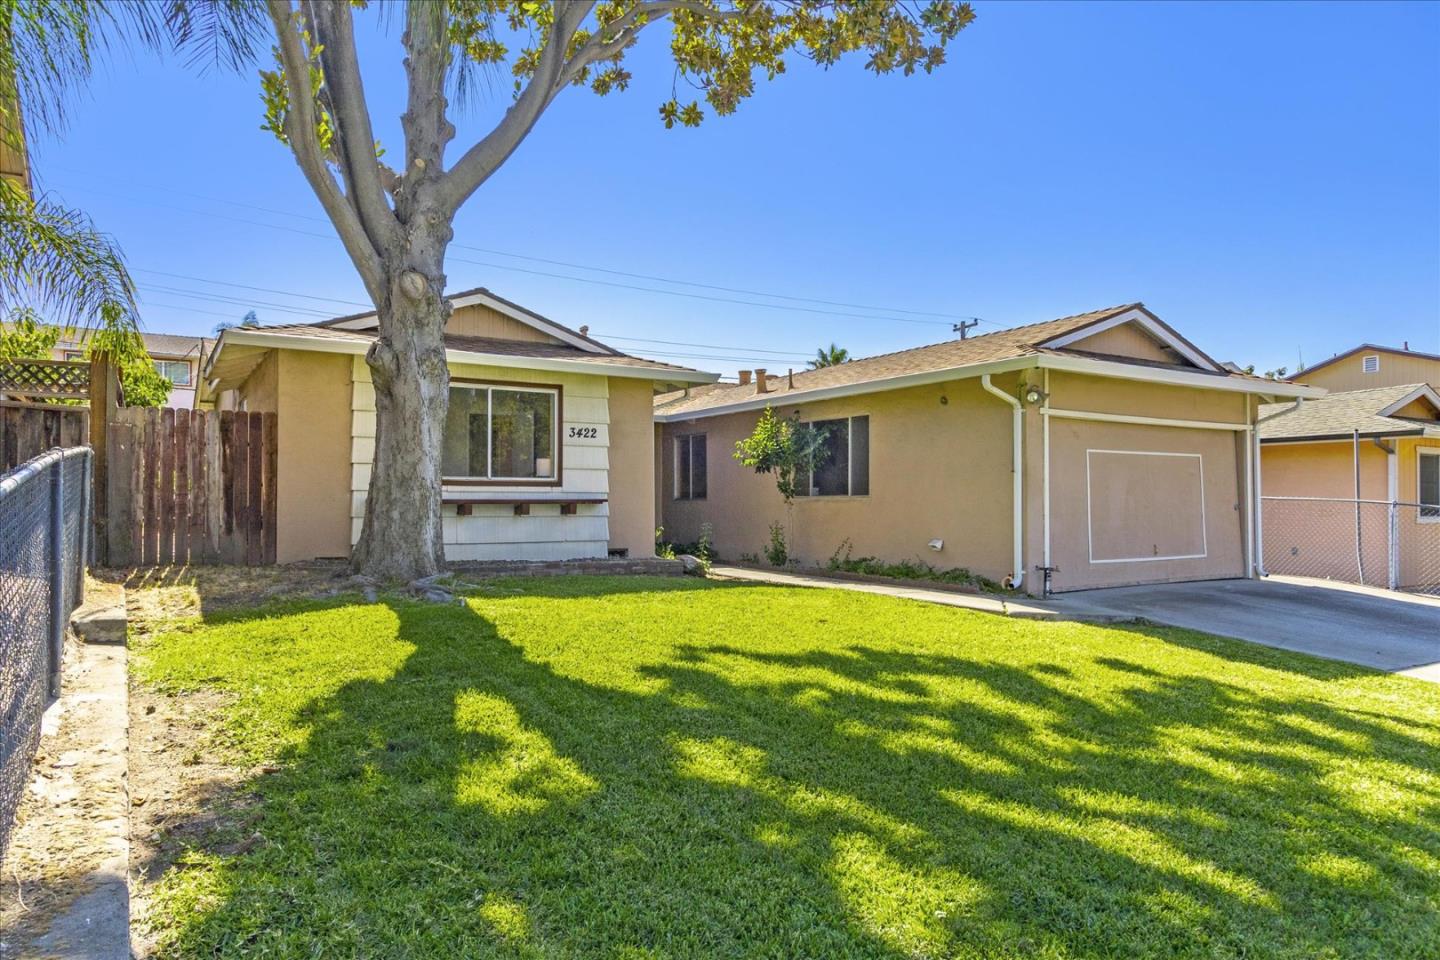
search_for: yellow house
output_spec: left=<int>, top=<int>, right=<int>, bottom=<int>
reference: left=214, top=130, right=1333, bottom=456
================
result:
left=201, top=287, right=715, bottom=565
left=1259, top=344, right=1440, bottom=592
left=655, top=303, right=1320, bottom=596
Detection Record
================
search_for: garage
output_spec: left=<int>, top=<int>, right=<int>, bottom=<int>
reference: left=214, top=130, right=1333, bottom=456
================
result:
left=1046, top=417, right=1248, bottom=592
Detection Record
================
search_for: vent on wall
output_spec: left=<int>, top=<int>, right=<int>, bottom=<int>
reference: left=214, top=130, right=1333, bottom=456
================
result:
left=1362, top=354, right=1380, bottom=373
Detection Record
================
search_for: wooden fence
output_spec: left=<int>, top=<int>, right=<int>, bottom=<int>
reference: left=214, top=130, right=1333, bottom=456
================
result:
left=0, top=400, right=89, bottom=472
left=105, top=407, right=277, bottom=566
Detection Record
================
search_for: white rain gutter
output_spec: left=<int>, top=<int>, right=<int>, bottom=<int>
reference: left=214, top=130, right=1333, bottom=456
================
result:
left=980, top=374, right=1024, bottom=591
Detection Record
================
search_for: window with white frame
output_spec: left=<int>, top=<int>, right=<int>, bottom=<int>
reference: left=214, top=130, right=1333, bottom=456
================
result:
left=796, top=415, right=869, bottom=497
left=154, top=359, right=192, bottom=385
left=1362, top=354, right=1380, bottom=374
left=674, top=434, right=707, bottom=500
left=1420, top=451, right=1440, bottom=521
left=442, top=382, right=558, bottom=482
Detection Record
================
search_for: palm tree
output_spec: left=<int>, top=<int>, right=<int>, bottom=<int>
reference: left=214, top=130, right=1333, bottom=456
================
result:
left=808, top=343, right=850, bottom=369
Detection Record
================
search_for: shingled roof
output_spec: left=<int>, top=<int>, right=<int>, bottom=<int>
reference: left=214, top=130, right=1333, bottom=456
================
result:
left=654, top=302, right=1272, bottom=419
left=1258, top=383, right=1440, bottom=441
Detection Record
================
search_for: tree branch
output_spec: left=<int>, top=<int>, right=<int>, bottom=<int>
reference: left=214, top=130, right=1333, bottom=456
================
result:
left=306, top=0, right=399, bottom=253
left=400, top=0, right=453, bottom=197
left=266, top=0, right=385, bottom=300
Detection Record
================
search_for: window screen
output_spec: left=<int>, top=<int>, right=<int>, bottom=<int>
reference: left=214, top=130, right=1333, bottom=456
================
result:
left=1421, top=453, right=1440, bottom=519
left=676, top=434, right=707, bottom=500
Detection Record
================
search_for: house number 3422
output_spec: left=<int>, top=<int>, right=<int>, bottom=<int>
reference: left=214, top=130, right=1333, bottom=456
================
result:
left=568, top=426, right=599, bottom=439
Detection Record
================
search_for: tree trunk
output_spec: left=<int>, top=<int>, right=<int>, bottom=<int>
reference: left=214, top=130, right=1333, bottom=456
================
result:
left=352, top=250, right=452, bottom=581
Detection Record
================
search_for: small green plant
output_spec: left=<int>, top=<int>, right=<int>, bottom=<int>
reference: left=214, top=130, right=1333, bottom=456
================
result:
left=696, top=522, right=715, bottom=565
left=737, top=552, right=760, bottom=564
left=733, top=406, right=832, bottom=502
left=826, top=539, right=1007, bottom=593
left=764, top=522, right=788, bottom=567
left=655, top=527, right=676, bottom=560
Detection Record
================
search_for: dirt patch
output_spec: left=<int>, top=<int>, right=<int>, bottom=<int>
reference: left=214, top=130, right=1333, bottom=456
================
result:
left=121, top=564, right=349, bottom=957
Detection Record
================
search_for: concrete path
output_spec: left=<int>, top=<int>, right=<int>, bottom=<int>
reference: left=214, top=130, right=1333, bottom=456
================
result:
left=706, top=565, right=1115, bottom=622
left=1048, top=577, right=1440, bottom=676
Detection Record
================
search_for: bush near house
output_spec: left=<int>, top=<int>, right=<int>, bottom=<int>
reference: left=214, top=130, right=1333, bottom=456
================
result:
left=132, top=577, right=1440, bottom=959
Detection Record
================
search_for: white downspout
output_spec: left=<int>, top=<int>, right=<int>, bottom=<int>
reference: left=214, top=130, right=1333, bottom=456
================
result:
left=1254, top=420, right=1267, bottom=576
left=981, top=374, right=1024, bottom=591
left=1042, top=370, right=1051, bottom=572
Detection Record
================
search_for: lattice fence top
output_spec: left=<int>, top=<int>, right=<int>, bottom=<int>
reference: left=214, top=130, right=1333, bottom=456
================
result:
left=0, top=359, right=91, bottom=399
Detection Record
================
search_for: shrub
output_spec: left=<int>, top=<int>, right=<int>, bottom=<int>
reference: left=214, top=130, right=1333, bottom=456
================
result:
left=764, top=522, right=788, bottom=567
left=826, top=539, right=1007, bottom=593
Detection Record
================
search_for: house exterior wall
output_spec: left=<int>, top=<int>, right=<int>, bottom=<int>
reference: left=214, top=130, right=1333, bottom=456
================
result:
left=659, top=368, right=1254, bottom=594
left=1066, top=324, right=1177, bottom=363
left=349, top=356, right=621, bottom=562
left=605, top=377, right=658, bottom=558
left=659, top=375, right=1020, bottom=580
left=275, top=351, right=354, bottom=562
left=236, top=350, right=279, bottom=413
left=1296, top=350, right=1440, bottom=392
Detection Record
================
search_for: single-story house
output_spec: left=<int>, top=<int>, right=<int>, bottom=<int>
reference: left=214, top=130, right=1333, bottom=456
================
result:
left=1258, top=382, right=1440, bottom=591
left=654, top=303, right=1321, bottom=595
left=200, top=287, right=715, bottom=564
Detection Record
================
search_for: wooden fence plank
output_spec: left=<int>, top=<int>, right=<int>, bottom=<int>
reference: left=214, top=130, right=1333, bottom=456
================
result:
left=174, top=409, right=191, bottom=564
left=189, top=411, right=207, bottom=563
left=105, top=414, right=137, bottom=567
left=229, top=412, right=250, bottom=565
left=246, top=413, right=264, bottom=565
left=142, top=408, right=159, bottom=566
left=158, top=407, right=176, bottom=565
left=262, top=412, right=278, bottom=564
left=219, top=410, right=236, bottom=559
left=206, top=412, right=224, bottom=563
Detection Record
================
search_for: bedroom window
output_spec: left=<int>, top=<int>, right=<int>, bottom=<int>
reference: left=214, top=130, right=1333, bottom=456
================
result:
left=675, top=434, right=707, bottom=500
left=442, top=383, right=558, bottom=483
left=1420, top=451, right=1440, bottom=521
left=796, top=415, right=869, bottom=497
left=155, top=359, right=192, bottom=385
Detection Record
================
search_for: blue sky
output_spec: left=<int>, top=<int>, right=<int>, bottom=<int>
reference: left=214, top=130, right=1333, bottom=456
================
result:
left=31, top=0, right=1440, bottom=377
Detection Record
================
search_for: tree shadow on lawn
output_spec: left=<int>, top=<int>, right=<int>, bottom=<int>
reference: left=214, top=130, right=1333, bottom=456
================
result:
left=145, top=578, right=1440, bottom=959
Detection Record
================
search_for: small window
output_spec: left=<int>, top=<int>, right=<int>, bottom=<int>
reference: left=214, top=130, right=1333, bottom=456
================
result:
left=1362, top=355, right=1380, bottom=374
left=796, top=415, right=869, bottom=497
left=1420, top=451, right=1440, bottom=521
left=155, top=359, right=192, bottom=385
left=442, top=383, right=558, bottom=482
left=63, top=350, right=84, bottom=362
left=675, top=434, right=707, bottom=500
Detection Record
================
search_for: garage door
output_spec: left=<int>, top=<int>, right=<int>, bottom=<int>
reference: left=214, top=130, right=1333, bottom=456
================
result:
left=1049, top=420, right=1246, bottom=591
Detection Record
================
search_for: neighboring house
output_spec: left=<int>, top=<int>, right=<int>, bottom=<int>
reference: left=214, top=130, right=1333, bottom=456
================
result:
left=1287, top=343, right=1440, bottom=394
left=200, top=287, right=715, bottom=565
left=1258, top=347, right=1440, bottom=591
left=53, top=330, right=209, bottom=408
left=655, top=303, right=1319, bottom=595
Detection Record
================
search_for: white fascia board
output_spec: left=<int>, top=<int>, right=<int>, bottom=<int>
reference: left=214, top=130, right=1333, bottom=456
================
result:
left=210, top=329, right=716, bottom=385
left=1377, top=383, right=1440, bottom=417
left=1036, top=354, right=1326, bottom=398
left=1041, top=307, right=1221, bottom=372
left=653, top=356, right=1038, bottom=423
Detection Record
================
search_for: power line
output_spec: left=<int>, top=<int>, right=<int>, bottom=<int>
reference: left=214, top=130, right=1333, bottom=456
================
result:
left=139, top=283, right=335, bottom=318
left=51, top=174, right=987, bottom=329
left=133, top=268, right=371, bottom=309
left=595, top=333, right=811, bottom=360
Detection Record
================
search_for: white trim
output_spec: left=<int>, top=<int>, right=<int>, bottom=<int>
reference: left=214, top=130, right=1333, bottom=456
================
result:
left=1243, top=403, right=1254, bottom=578
left=1044, top=407, right=1248, bottom=432
left=1254, top=420, right=1266, bottom=576
left=654, top=353, right=1321, bottom=423
left=1377, top=383, right=1440, bottom=418
left=1042, top=369, right=1051, bottom=572
left=1419, top=449, right=1440, bottom=524
left=205, top=328, right=715, bottom=385
left=1039, top=308, right=1221, bottom=372
left=980, top=375, right=1024, bottom=590
left=1085, top=449, right=1208, bottom=564
left=1362, top=354, right=1380, bottom=373
left=329, top=290, right=610, bottom=354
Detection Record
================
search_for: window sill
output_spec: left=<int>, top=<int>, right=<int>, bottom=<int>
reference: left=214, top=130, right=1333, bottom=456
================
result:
left=795, top=495, right=871, bottom=501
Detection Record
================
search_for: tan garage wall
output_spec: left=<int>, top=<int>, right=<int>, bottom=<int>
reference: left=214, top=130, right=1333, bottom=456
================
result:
left=660, top=375, right=1018, bottom=580
left=1045, top=418, right=1246, bottom=590
left=605, top=376, right=658, bottom=558
left=275, top=350, right=354, bottom=563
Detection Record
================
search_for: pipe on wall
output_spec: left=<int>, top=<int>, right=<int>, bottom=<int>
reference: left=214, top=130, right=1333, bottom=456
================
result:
left=980, top=374, right=1024, bottom=591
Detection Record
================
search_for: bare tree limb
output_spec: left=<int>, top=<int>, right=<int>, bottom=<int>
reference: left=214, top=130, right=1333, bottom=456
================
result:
left=266, top=0, right=385, bottom=299
left=400, top=0, right=454, bottom=200
left=306, top=0, right=399, bottom=252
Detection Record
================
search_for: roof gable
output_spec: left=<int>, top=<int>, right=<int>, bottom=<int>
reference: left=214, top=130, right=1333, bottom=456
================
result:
left=1289, top=343, right=1440, bottom=381
left=1258, top=382, right=1440, bottom=442
left=1035, top=306, right=1220, bottom=371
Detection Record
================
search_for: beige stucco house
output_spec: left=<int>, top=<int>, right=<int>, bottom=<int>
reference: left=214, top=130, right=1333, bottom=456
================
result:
left=201, top=287, right=715, bottom=565
left=1258, top=344, right=1440, bottom=591
left=655, top=303, right=1321, bottom=596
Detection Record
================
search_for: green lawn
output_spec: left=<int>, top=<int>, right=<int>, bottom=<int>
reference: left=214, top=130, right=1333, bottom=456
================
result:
left=135, top=576, right=1440, bottom=959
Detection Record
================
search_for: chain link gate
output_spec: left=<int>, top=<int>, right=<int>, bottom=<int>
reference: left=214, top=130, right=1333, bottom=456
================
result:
left=0, top=446, right=92, bottom=864
left=1262, top=495, right=1440, bottom=595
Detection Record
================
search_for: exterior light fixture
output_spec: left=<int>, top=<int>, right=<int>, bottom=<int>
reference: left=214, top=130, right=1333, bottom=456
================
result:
left=1024, top=386, right=1047, bottom=405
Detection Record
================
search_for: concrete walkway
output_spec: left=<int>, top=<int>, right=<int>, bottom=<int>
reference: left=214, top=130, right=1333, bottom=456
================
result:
left=707, top=565, right=1110, bottom=621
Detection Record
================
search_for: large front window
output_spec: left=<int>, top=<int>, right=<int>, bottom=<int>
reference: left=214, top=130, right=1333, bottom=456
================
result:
left=443, top=383, right=558, bottom=482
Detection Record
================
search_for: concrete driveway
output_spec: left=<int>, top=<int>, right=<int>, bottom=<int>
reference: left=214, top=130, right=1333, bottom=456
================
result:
left=1049, top=577, right=1440, bottom=678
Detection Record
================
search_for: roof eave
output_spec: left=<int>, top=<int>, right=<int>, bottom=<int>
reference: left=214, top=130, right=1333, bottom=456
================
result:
left=204, top=328, right=717, bottom=389
left=1259, top=429, right=1427, bottom=444
left=1034, top=354, right=1325, bottom=397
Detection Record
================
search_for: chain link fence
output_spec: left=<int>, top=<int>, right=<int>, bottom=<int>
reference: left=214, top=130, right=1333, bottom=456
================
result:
left=1262, top=496, right=1440, bottom=596
left=0, top=446, right=92, bottom=864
